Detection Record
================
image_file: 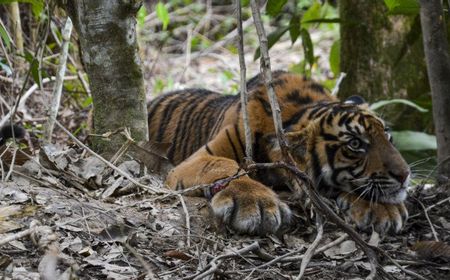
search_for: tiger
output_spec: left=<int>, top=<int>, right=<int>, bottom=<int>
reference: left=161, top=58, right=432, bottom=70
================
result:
left=147, top=71, right=410, bottom=235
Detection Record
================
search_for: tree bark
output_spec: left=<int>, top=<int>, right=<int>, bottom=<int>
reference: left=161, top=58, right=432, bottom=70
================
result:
left=419, top=0, right=450, bottom=182
left=63, top=0, right=148, bottom=156
left=339, top=0, right=431, bottom=131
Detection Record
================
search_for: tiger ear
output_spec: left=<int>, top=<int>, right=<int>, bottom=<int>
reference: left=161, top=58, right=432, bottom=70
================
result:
left=344, top=95, right=369, bottom=109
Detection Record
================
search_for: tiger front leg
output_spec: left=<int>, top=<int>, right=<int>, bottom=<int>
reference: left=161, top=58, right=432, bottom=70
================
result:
left=166, top=154, right=291, bottom=235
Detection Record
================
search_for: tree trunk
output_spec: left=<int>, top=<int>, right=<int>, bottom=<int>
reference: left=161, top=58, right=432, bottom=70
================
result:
left=63, top=0, right=148, bottom=156
left=419, top=0, right=450, bottom=183
left=339, top=0, right=430, bottom=131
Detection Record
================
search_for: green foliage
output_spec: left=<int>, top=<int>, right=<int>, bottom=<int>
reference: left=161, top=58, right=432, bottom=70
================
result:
left=384, top=0, right=419, bottom=15
left=0, top=23, right=11, bottom=50
left=24, top=50, right=42, bottom=87
left=156, top=2, right=170, bottom=30
left=392, top=131, right=437, bottom=151
left=370, top=98, right=428, bottom=112
left=137, top=5, right=147, bottom=29
left=329, top=39, right=340, bottom=75
left=300, top=28, right=314, bottom=67
left=266, top=0, right=288, bottom=17
left=0, top=0, right=44, bottom=18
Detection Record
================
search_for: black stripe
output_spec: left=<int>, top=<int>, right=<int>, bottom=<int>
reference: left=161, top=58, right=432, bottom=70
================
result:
left=309, top=82, right=326, bottom=94
left=156, top=95, right=189, bottom=142
left=226, top=128, right=239, bottom=162
left=325, top=144, right=339, bottom=168
left=256, top=96, right=272, bottom=115
left=234, top=124, right=246, bottom=157
left=168, top=93, right=207, bottom=162
left=183, top=95, right=218, bottom=158
left=283, top=108, right=307, bottom=128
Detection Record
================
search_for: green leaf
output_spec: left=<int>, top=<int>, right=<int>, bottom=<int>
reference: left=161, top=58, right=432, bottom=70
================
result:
left=329, top=39, right=340, bottom=75
left=300, top=28, right=314, bottom=67
left=0, top=0, right=44, bottom=18
left=81, top=96, right=92, bottom=108
left=137, top=5, right=147, bottom=29
left=384, top=0, right=419, bottom=15
left=301, top=1, right=322, bottom=27
left=156, top=2, right=170, bottom=30
left=370, top=99, right=428, bottom=112
left=253, top=26, right=289, bottom=60
left=289, top=15, right=301, bottom=44
left=0, top=23, right=11, bottom=49
left=266, top=0, right=288, bottom=17
left=24, top=50, right=41, bottom=87
left=391, top=131, right=437, bottom=151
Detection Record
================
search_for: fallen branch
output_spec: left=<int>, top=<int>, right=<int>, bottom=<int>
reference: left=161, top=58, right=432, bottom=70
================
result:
left=296, top=214, right=323, bottom=280
left=187, top=242, right=260, bottom=280
left=178, top=194, right=191, bottom=247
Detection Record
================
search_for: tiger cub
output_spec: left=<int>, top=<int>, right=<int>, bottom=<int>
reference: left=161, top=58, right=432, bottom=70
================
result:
left=147, top=71, right=410, bottom=235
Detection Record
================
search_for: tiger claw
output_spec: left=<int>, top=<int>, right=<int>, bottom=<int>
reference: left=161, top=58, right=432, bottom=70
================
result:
left=210, top=178, right=291, bottom=235
left=337, top=193, right=408, bottom=234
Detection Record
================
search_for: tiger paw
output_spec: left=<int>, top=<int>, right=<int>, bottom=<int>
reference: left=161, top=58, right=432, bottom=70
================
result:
left=337, top=193, right=408, bottom=234
left=210, top=178, right=291, bottom=235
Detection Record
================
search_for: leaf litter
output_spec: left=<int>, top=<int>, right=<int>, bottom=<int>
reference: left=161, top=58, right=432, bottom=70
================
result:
left=0, top=141, right=449, bottom=280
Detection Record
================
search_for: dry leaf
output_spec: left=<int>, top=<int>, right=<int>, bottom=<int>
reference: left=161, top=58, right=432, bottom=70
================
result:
left=128, top=140, right=173, bottom=174
left=164, top=250, right=192, bottom=261
left=412, top=241, right=450, bottom=260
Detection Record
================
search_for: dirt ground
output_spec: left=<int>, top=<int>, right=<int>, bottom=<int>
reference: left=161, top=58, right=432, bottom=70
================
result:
left=1, top=11, right=450, bottom=280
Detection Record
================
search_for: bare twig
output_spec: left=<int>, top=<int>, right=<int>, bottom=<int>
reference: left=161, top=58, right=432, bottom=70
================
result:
left=331, top=72, right=347, bottom=96
left=54, top=121, right=167, bottom=194
left=296, top=214, right=323, bottom=280
left=178, top=194, right=191, bottom=247
left=236, top=0, right=253, bottom=164
left=0, top=221, right=40, bottom=246
left=250, top=0, right=293, bottom=164
left=188, top=242, right=260, bottom=280
left=225, top=234, right=348, bottom=273
left=123, top=242, right=158, bottom=279
left=3, top=145, right=17, bottom=182
left=416, top=198, right=439, bottom=241
left=44, top=17, right=73, bottom=144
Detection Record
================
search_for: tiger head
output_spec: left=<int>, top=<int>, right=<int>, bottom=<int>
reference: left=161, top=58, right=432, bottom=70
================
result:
left=271, top=96, right=410, bottom=204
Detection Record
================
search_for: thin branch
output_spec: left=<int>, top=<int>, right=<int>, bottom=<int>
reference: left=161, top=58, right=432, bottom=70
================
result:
left=250, top=0, right=293, bottom=164
left=296, top=214, right=323, bottom=280
left=236, top=0, right=253, bottom=164
left=331, top=72, right=347, bottom=96
left=188, top=242, right=260, bottom=280
left=44, top=17, right=73, bottom=144
left=178, top=194, right=191, bottom=247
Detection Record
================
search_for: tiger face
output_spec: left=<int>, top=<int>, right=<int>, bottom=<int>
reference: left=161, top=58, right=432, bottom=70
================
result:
left=288, top=98, right=410, bottom=205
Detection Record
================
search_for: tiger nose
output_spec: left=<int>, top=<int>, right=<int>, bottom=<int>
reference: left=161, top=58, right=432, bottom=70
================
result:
left=389, top=170, right=410, bottom=184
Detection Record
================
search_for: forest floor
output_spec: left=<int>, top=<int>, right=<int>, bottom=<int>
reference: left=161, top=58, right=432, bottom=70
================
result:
left=1, top=16, right=450, bottom=280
